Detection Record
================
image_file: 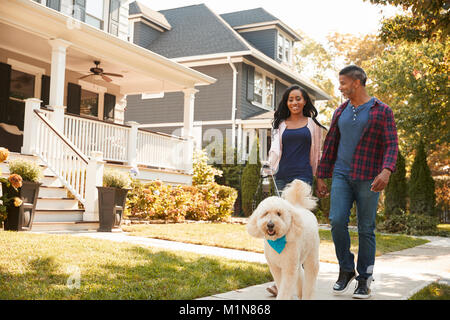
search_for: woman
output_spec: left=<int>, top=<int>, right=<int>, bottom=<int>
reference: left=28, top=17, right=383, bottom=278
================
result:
left=265, top=85, right=326, bottom=297
left=267, top=85, right=326, bottom=192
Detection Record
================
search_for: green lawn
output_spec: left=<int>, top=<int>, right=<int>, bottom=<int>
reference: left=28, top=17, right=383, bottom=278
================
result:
left=409, top=282, right=450, bottom=300
left=122, top=223, right=429, bottom=264
left=0, top=231, right=271, bottom=300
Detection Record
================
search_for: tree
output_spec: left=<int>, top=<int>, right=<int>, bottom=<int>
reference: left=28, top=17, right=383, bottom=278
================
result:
left=384, top=150, right=407, bottom=216
left=409, top=141, right=436, bottom=216
left=365, top=0, right=450, bottom=43
left=366, top=40, right=449, bottom=157
left=240, top=138, right=262, bottom=217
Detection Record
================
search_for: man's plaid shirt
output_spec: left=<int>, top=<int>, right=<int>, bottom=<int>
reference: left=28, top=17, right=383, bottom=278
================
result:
left=317, top=98, right=398, bottom=180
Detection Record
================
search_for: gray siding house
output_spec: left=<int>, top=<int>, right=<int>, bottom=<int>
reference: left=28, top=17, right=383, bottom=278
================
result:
left=125, top=2, right=330, bottom=161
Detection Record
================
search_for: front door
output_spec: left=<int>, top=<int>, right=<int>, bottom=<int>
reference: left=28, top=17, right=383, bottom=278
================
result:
left=0, top=63, right=36, bottom=152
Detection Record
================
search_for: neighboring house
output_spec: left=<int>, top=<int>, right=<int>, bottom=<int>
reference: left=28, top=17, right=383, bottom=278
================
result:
left=125, top=2, right=330, bottom=162
left=0, top=0, right=215, bottom=231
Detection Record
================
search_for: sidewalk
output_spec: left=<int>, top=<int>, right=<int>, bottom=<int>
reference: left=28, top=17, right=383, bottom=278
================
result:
left=41, top=230, right=450, bottom=300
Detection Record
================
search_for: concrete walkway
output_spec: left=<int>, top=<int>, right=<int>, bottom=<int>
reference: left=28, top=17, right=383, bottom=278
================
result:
left=38, top=230, right=450, bottom=300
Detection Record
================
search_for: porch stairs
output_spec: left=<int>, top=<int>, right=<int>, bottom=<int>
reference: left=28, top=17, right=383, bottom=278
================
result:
left=1, top=152, right=99, bottom=232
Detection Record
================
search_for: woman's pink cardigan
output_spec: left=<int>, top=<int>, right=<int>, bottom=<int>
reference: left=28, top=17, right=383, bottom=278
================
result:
left=267, top=118, right=324, bottom=176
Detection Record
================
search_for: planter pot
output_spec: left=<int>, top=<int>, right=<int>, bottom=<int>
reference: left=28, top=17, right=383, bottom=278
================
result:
left=2, top=181, right=41, bottom=231
left=97, top=186, right=130, bottom=232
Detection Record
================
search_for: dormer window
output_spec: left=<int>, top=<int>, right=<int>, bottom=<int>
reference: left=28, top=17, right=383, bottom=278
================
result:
left=277, top=31, right=292, bottom=64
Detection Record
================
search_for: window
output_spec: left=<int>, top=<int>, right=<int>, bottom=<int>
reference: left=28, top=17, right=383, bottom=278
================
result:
left=277, top=33, right=284, bottom=60
left=10, top=70, right=35, bottom=100
left=254, top=71, right=263, bottom=104
left=80, top=89, right=98, bottom=117
left=85, top=0, right=104, bottom=29
left=277, top=32, right=292, bottom=64
left=252, top=69, right=275, bottom=110
left=265, top=77, right=274, bottom=108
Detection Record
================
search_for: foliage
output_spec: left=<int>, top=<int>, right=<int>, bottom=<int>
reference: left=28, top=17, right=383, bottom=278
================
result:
left=384, top=151, right=408, bottom=216
left=0, top=148, right=28, bottom=222
left=409, top=282, right=450, bottom=300
left=377, top=212, right=444, bottom=236
left=192, top=149, right=222, bottom=186
left=409, top=141, right=436, bottom=216
left=365, top=0, right=450, bottom=43
left=240, top=138, right=262, bottom=217
left=102, top=168, right=131, bottom=189
left=125, top=179, right=237, bottom=222
left=8, top=158, right=42, bottom=182
left=327, top=33, right=387, bottom=67
left=366, top=40, right=449, bottom=157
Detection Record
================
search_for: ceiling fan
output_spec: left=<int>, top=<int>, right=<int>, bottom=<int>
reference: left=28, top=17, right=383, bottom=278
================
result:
left=78, top=60, right=123, bottom=83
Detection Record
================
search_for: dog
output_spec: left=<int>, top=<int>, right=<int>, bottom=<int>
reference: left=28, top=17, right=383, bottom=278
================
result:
left=247, top=179, right=320, bottom=300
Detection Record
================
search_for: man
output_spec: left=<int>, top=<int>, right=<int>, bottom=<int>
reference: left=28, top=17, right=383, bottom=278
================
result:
left=316, top=65, right=398, bottom=299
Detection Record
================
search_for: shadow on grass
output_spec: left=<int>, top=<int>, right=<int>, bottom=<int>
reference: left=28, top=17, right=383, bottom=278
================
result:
left=0, top=245, right=271, bottom=300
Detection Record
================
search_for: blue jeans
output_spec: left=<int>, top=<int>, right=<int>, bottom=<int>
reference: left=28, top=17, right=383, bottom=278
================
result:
left=275, top=176, right=313, bottom=195
left=329, top=172, right=380, bottom=280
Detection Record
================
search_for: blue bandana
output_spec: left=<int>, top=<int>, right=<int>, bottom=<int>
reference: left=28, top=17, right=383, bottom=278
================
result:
left=267, top=235, right=287, bottom=254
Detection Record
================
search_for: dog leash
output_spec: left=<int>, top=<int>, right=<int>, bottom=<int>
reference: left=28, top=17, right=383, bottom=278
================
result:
left=251, top=164, right=280, bottom=211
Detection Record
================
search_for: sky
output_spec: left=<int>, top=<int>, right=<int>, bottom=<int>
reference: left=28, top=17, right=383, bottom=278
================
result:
left=138, top=0, right=401, bottom=44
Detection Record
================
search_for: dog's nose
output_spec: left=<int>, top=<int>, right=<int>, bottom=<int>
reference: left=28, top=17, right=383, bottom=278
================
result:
left=267, top=221, right=274, bottom=230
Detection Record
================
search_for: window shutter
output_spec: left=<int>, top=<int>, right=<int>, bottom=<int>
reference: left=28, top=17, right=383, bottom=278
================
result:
left=246, top=64, right=254, bottom=102
left=40, top=75, right=50, bottom=108
left=103, top=93, right=116, bottom=121
left=67, top=82, right=81, bottom=115
left=0, top=62, right=11, bottom=123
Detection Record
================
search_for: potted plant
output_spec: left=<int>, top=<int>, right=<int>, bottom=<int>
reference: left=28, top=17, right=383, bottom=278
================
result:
left=97, top=168, right=131, bottom=232
left=0, top=150, right=42, bottom=231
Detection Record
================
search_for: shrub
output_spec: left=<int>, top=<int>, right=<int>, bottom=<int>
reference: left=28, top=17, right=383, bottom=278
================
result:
left=125, top=180, right=237, bottom=222
left=103, top=168, right=131, bottom=189
left=192, top=149, right=222, bottom=186
left=384, top=151, right=408, bottom=217
left=377, top=212, right=441, bottom=236
left=8, top=159, right=42, bottom=182
left=409, top=140, right=436, bottom=216
left=241, top=138, right=262, bottom=217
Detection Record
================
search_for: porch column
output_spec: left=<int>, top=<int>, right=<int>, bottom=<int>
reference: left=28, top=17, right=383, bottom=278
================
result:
left=21, top=98, right=42, bottom=155
left=48, top=39, right=71, bottom=132
left=126, top=121, right=139, bottom=168
left=84, top=151, right=104, bottom=222
left=182, top=88, right=198, bottom=172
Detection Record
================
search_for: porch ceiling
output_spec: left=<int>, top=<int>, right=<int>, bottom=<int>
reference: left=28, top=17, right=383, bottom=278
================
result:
left=0, top=0, right=216, bottom=95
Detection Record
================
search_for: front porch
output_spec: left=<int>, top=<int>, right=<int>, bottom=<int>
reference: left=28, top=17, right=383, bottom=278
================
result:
left=0, top=0, right=215, bottom=230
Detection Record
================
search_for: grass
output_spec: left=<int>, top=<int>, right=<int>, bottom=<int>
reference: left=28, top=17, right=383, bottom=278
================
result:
left=122, top=223, right=429, bottom=264
left=0, top=231, right=271, bottom=300
left=409, top=282, right=450, bottom=300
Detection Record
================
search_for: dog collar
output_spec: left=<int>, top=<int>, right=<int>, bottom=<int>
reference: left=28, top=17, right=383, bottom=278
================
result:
left=267, top=235, right=287, bottom=254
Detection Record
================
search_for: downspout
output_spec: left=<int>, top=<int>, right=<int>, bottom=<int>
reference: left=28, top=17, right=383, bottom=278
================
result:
left=227, top=56, right=238, bottom=149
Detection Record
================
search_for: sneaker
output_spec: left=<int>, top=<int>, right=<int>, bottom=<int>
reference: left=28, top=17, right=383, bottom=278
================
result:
left=333, top=270, right=356, bottom=295
left=352, top=277, right=373, bottom=299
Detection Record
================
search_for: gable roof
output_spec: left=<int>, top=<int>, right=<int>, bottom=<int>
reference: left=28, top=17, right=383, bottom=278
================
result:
left=143, top=4, right=249, bottom=59
left=220, top=8, right=301, bottom=41
left=220, top=7, right=278, bottom=27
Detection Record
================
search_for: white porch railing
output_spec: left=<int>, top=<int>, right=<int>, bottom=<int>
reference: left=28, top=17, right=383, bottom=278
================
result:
left=62, top=114, right=191, bottom=172
left=64, top=114, right=129, bottom=163
left=33, top=110, right=89, bottom=205
left=136, top=129, right=190, bottom=171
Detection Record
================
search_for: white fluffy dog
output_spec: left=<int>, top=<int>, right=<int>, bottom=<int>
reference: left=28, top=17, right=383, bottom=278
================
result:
left=247, top=179, right=320, bottom=300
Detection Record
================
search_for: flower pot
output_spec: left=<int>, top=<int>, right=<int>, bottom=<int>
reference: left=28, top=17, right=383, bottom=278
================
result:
left=97, top=186, right=130, bottom=232
left=2, top=181, right=41, bottom=231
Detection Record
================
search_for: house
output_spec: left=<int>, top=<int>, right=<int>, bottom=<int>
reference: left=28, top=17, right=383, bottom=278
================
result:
left=0, top=0, right=215, bottom=231
left=125, top=3, right=331, bottom=162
